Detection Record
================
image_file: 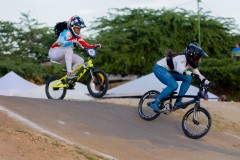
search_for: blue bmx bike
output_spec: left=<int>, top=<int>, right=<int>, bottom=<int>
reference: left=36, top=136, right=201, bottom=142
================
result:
left=138, top=81, right=215, bottom=139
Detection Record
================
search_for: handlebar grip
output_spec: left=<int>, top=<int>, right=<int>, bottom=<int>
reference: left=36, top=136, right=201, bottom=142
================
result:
left=208, top=83, right=216, bottom=88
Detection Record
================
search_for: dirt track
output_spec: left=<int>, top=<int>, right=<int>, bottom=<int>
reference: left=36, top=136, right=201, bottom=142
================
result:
left=0, top=96, right=240, bottom=160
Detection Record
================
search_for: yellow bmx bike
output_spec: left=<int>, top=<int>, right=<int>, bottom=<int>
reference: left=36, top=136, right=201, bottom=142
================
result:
left=45, top=48, right=108, bottom=99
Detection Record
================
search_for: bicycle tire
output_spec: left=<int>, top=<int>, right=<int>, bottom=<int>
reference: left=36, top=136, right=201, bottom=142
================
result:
left=45, top=75, right=67, bottom=100
left=87, top=69, right=108, bottom=98
left=138, top=90, right=161, bottom=121
left=182, top=107, right=211, bottom=139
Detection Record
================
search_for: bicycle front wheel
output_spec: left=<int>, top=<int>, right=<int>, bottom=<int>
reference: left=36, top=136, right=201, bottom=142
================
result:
left=182, top=107, right=211, bottom=139
left=45, top=75, right=67, bottom=100
left=138, top=90, right=160, bottom=121
left=87, top=69, right=108, bottom=98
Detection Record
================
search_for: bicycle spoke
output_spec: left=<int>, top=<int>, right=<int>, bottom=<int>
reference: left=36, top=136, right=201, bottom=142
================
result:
left=186, top=113, right=207, bottom=134
left=48, top=81, right=65, bottom=99
left=182, top=107, right=211, bottom=139
left=138, top=90, right=160, bottom=121
left=45, top=76, right=67, bottom=100
left=87, top=70, right=108, bottom=98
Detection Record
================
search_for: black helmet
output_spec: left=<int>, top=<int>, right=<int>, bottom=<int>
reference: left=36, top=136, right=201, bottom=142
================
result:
left=185, top=43, right=208, bottom=69
left=68, top=15, right=86, bottom=37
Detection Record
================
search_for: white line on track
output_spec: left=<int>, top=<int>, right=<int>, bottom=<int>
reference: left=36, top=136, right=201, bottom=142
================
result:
left=0, top=105, right=116, bottom=160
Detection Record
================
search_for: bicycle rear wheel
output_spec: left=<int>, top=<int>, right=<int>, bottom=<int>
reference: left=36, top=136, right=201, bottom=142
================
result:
left=87, top=69, right=108, bottom=98
left=45, top=75, right=67, bottom=100
left=182, top=107, right=211, bottom=139
left=138, top=90, right=160, bottom=121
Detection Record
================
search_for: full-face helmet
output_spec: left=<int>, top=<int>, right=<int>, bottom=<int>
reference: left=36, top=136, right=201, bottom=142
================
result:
left=185, top=43, right=208, bottom=69
left=68, top=15, right=86, bottom=37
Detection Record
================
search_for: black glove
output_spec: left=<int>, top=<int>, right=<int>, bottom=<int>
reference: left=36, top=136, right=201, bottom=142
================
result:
left=209, top=82, right=216, bottom=88
left=191, top=73, right=200, bottom=81
left=96, top=44, right=101, bottom=48
left=72, top=39, right=81, bottom=47
left=73, top=42, right=81, bottom=48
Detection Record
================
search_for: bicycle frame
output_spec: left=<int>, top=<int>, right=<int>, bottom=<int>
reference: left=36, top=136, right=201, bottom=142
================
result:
left=161, top=94, right=201, bottom=113
left=51, top=58, right=94, bottom=89
left=46, top=47, right=109, bottom=99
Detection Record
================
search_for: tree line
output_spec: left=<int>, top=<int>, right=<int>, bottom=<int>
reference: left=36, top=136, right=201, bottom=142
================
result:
left=0, top=8, right=240, bottom=101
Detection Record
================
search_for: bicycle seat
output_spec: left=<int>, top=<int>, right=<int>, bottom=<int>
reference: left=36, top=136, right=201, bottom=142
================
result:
left=50, top=60, right=62, bottom=64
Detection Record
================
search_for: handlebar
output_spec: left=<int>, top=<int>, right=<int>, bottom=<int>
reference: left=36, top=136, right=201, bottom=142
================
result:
left=198, top=81, right=215, bottom=100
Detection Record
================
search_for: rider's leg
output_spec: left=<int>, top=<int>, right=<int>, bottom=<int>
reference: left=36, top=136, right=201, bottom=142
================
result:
left=64, top=48, right=82, bottom=80
left=64, top=47, right=73, bottom=74
left=48, top=47, right=74, bottom=74
left=170, top=72, right=192, bottom=107
left=49, top=47, right=77, bottom=79
left=150, top=64, right=178, bottom=110
left=48, top=48, right=65, bottom=64
left=72, top=54, right=84, bottom=70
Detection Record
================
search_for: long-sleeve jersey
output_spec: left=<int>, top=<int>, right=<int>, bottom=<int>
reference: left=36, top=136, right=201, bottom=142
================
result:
left=157, top=55, right=209, bottom=84
left=50, top=29, right=96, bottom=49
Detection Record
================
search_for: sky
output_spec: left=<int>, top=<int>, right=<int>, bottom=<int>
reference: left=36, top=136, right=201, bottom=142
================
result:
left=1, top=0, right=240, bottom=35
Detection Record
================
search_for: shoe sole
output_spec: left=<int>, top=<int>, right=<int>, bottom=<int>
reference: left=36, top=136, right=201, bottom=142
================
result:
left=153, top=108, right=167, bottom=113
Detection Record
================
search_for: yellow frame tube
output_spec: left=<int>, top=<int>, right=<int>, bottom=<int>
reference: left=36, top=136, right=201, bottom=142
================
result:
left=51, top=59, right=94, bottom=89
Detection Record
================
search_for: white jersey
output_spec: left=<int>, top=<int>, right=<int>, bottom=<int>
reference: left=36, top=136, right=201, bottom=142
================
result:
left=156, top=55, right=209, bottom=84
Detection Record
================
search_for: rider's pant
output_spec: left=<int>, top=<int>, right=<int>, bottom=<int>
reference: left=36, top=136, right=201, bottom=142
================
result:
left=153, top=64, right=192, bottom=104
left=48, top=47, right=84, bottom=73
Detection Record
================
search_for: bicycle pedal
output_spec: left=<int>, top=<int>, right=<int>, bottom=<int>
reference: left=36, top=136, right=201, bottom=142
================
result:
left=68, top=87, right=75, bottom=90
left=154, top=107, right=167, bottom=114
left=67, top=83, right=75, bottom=90
left=163, top=109, right=172, bottom=115
left=154, top=110, right=160, bottom=113
left=163, top=110, right=171, bottom=115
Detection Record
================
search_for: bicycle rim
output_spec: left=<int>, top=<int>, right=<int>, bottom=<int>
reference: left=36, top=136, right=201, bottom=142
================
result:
left=87, top=70, right=108, bottom=98
left=182, top=107, right=211, bottom=139
left=45, top=76, right=67, bottom=100
left=138, top=90, right=160, bottom=121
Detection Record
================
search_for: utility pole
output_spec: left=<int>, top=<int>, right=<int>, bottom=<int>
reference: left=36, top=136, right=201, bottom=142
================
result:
left=197, top=0, right=201, bottom=47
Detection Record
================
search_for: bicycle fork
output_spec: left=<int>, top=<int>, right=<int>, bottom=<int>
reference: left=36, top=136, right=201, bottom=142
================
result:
left=90, top=68, right=98, bottom=84
left=90, top=68, right=103, bottom=85
left=193, top=100, right=200, bottom=125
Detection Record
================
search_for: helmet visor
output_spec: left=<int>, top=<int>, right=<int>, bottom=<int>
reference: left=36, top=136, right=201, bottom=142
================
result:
left=200, top=50, right=208, bottom=57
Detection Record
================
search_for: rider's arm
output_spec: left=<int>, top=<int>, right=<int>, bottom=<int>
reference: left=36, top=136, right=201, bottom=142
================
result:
left=174, top=56, right=210, bottom=84
left=77, top=36, right=97, bottom=49
left=191, top=68, right=210, bottom=84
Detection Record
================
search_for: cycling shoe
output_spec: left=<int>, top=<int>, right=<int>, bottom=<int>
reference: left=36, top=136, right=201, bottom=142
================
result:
left=148, top=102, right=159, bottom=111
left=148, top=102, right=166, bottom=112
left=173, top=101, right=184, bottom=111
